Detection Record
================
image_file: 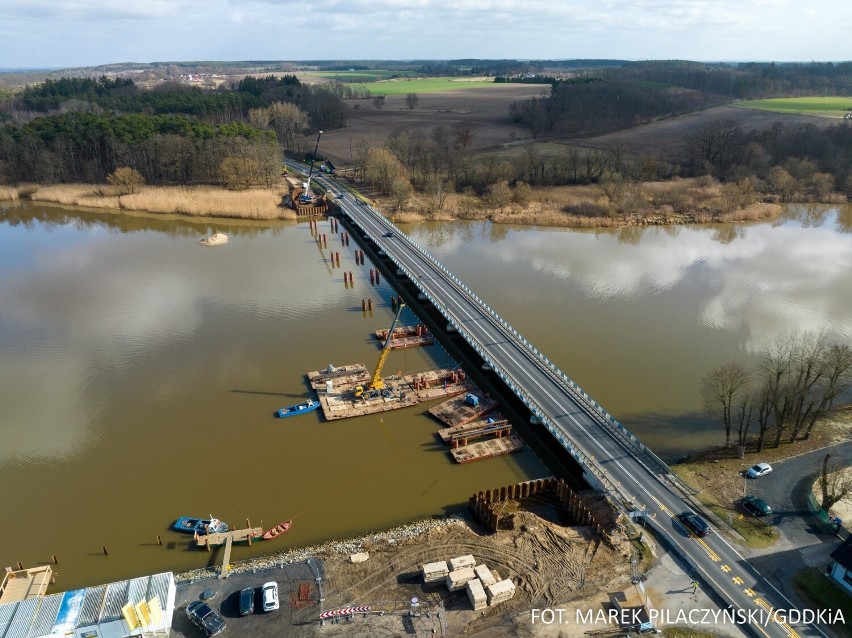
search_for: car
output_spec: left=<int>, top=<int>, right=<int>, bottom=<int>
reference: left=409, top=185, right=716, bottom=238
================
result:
left=239, top=587, right=255, bottom=616
left=677, top=511, right=711, bottom=537
left=746, top=462, right=772, bottom=478
left=383, top=231, right=394, bottom=238
left=741, top=495, right=772, bottom=517
left=262, top=581, right=279, bottom=612
left=186, top=600, right=226, bottom=637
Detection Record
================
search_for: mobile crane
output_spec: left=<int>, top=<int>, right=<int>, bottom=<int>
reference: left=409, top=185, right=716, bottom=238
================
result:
left=355, top=301, right=406, bottom=399
left=298, top=130, right=323, bottom=204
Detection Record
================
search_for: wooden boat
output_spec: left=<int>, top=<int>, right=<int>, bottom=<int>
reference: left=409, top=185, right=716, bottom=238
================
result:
left=173, top=516, right=228, bottom=535
left=197, top=232, right=229, bottom=246
left=262, top=520, right=292, bottom=541
left=277, top=399, right=320, bottom=418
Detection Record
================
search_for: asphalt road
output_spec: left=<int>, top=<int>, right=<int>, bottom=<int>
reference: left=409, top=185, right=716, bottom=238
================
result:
left=294, top=165, right=829, bottom=638
left=751, top=442, right=852, bottom=549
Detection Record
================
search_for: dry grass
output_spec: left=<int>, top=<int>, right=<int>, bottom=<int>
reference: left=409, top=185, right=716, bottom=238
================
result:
left=0, top=185, right=18, bottom=201
left=374, top=177, right=788, bottom=228
left=24, top=184, right=297, bottom=220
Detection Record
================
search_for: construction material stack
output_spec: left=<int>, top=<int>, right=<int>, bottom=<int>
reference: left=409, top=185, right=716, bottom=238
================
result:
left=486, top=579, right=516, bottom=606
left=466, top=578, right=487, bottom=610
left=421, top=560, right=450, bottom=584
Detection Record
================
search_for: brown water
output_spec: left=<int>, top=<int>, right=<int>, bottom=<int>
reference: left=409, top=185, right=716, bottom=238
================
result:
left=1, top=201, right=850, bottom=590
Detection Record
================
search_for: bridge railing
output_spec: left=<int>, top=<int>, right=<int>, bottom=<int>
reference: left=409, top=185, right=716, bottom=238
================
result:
left=334, top=178, right=697, bottom=498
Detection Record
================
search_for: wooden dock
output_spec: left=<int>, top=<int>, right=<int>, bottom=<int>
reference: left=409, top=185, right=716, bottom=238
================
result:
left=195, top=526, right=264, bottom=579
left=450, top=433, right=524, bottom=463
left=428, top=392, right=499, bottom=427
left=0, top=566, right=52, bottom=604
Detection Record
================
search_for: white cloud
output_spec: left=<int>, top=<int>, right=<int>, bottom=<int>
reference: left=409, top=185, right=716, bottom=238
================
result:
left=0, top=0, right=849, bottom=66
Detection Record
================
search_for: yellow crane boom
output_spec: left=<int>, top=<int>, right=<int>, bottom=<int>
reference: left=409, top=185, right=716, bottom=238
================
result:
left=357, top=301, right=406, bottom=396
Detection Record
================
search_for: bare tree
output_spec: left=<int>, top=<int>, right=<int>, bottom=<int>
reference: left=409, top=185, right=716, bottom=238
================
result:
left=372, top=95, right=386, bottom=110
left=390, top=177, right=413, bottom=211
left=819, top=453, right=852, bottom=513
left=701, top=363, right=752, bottom=449
left=405, top=92, right=419, bottom=110
left=267, top=102, right=308, bottom=152
left=106, top=167, right=145, bottom=195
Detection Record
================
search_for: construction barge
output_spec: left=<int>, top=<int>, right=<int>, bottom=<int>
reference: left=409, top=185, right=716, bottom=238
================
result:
left=430, top=396, right=526, bottom=463
left=306, top=364, right=473, bottom=421
left=374, top=324, right=435, bottom=350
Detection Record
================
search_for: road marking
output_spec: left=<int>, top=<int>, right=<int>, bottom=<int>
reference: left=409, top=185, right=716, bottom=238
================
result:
left=721, top=565, right=731, bottom=572
left=696, top=538, right=721, bottom=561
left=754, top=598, right=799, bottom=638
left=744, top=588, right=756, bottom=597
left=732, top=576, right=744, bottom=585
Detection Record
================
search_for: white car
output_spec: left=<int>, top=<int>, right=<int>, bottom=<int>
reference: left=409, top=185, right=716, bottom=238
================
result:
left=746, top=462, right=772, bottom=478
left=262, top=581, right=279, bottom=612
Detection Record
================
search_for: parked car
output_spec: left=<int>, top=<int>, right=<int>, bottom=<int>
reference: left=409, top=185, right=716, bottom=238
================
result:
left=678, top=511, right=711, bottom=537
left=186, top=600, right=226, bottom=637
left=239, top=587, right=255, bottom=616
left=742, top=495, right=772, bottom=517
left=746, top=462, right=773, bottom=478
left=262, top=581, right=279, bottom=612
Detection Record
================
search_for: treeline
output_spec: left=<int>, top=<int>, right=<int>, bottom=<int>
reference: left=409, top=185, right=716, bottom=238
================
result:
left=11, top=74, right=347, bottom=130
left=685, top=120, right=852, bottom=195
left=511, top=61, right=852, bottom=138
left=0, top=112, right=279, bottom=186
left=0, top=73, right=351, bottom=187
left=701, top=332, right=852, bottom=456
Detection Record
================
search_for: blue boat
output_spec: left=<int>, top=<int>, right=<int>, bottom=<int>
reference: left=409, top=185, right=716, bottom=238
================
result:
left=277, top=398, right=320, bottom=418
left=173, top=516, right=228, bottom=535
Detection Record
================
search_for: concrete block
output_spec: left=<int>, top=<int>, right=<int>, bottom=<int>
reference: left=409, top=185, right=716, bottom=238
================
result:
left=486, top=578, right=516, bottom=606
left=466, top=578, right=487, bottom=610
left=475, top=563, right=496, bottom=587
left=446, top=567, right=476, bottom=591
left=349, top=552, right=369, bottom=564
left=450, top=554, right=476, bottom=571
left=422, top=560, right=449, bottom=583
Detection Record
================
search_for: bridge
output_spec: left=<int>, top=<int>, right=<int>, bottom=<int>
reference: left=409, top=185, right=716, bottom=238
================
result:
left=295, top=163, right=829, bottom=638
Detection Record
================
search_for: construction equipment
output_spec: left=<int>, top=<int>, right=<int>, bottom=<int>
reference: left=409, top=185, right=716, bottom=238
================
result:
left=355, top=301, right=406, bottom=399
left=299, top=130, right=323, bottom=204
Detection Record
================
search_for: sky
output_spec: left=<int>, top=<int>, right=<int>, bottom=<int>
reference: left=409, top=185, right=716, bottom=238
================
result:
left=1, top=0, right=850, bottom=69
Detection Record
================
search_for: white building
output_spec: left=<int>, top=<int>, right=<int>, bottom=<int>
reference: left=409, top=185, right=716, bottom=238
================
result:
left=828, top=536, right=852, bottom=594
left=0, top=571, right=175, bottom=638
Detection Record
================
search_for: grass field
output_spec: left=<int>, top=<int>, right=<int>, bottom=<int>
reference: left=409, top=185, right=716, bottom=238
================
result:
left=345, top=77, right=497, bottom=96
left=300, top=70, right=415, bottom=82
left=735, top=96, right=852, bottom=117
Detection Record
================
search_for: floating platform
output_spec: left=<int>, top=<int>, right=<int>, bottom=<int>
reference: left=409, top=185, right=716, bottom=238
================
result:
left=437, top=414, right=509, bottom=445
left=450, top=433, right=524, bottom=464
left=0, top=566, right=53, bottom=605
left=375, top=324, right=435, bottom=350
left=406, top=368, right=473, bottom=401
left=428, top=392, right=499, bottom=427
left=307, top=364, right=370, bottom=391
left=309, top=365, right=474, bottom=421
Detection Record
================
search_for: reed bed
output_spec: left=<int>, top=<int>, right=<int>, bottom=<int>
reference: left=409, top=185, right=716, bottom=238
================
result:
left=24, top=184, right=296, bottom=220
left=0, top=186, right=18, bottom=201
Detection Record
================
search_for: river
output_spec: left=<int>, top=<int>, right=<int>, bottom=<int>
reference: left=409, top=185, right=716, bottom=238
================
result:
left=0, top=201, right=849, bottom=590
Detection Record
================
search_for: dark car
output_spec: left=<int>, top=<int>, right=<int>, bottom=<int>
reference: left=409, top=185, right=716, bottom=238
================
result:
left=383, top=231, right=394, bottom=238
left=239, top=587, right=255, bottom=616
left=741, top=495, right=772, bottom=517
left=186, top=600, right=226, bottom=637
left=678, top=511, right=711, bottom=537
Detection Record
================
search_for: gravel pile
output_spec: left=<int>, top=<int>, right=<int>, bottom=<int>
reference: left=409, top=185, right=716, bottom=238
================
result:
left=175, top=515, right=466, bottom=583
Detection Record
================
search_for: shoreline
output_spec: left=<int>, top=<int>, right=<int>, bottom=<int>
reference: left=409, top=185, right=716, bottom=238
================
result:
left=175, top=515, right=467, bottom=583
left=5, top=180, right=843, bottom=229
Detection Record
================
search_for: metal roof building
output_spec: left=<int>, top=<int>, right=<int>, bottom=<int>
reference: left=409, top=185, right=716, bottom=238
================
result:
left=0, top=572, right=174, bottom=638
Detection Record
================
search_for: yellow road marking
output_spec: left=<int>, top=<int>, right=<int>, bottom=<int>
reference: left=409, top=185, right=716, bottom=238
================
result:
left=696, top=537, right=721, bottom=561
left=721, top=565, right=731, bottom=572
left=732, top=576, right=744, bottom=585
left=744, top=588, right=756, bottom=597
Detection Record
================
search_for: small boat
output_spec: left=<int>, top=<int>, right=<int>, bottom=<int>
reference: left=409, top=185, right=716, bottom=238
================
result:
left=262, top=520, right=292, bottom=541
left=277, top=399, right=320, bottom=418
left=172, top=516, right=229, bottom=535
left=197, top=232, right=229, bottom=247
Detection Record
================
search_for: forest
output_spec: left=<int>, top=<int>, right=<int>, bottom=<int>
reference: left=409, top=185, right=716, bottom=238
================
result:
left=0, top=74, right=346, bottom=186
